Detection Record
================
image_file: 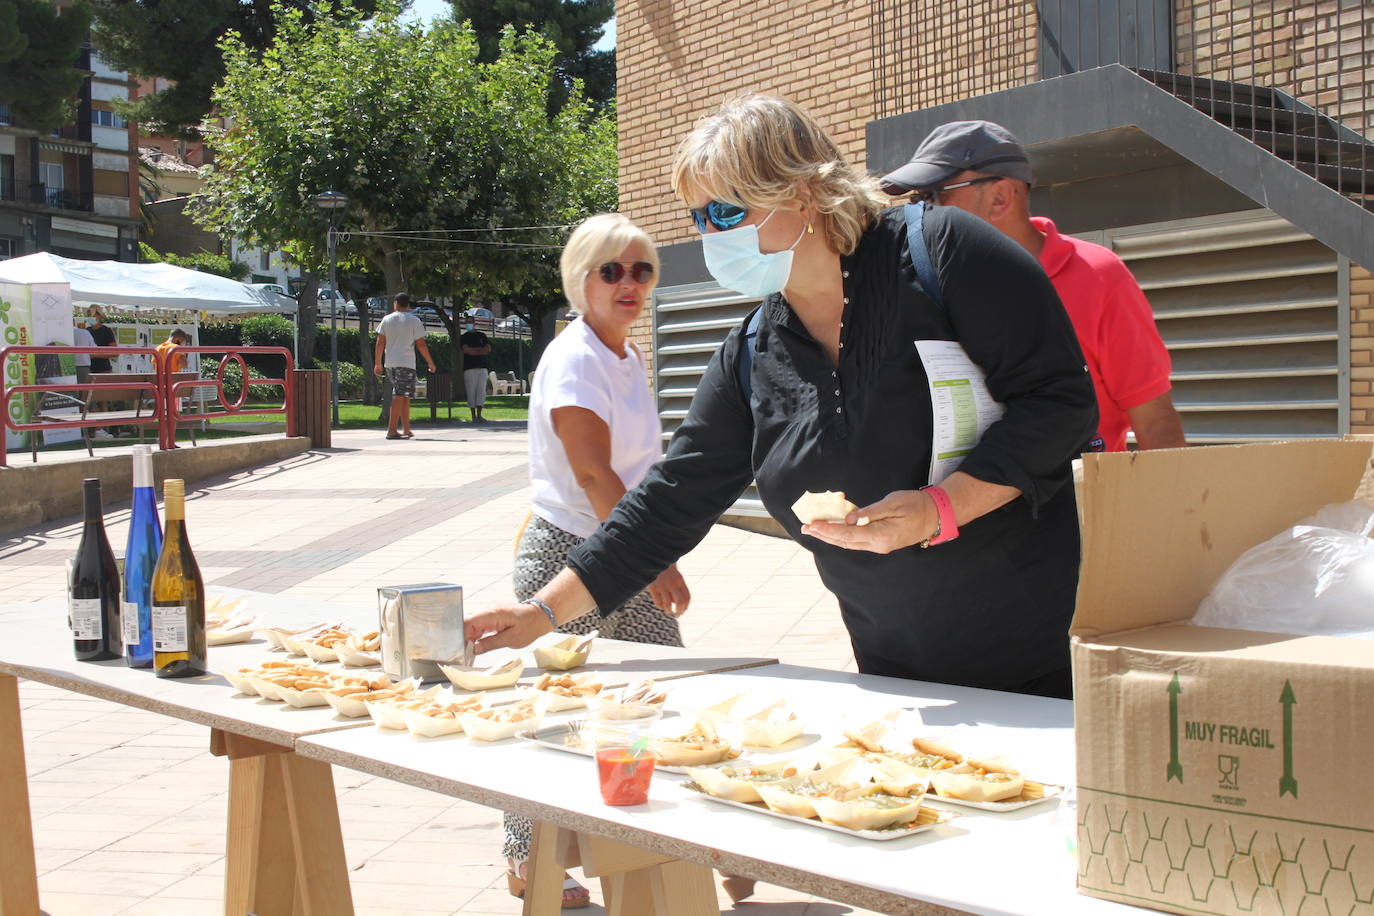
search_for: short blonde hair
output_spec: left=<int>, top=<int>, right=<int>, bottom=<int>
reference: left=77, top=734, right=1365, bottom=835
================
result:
left=671, top=94, right=887, bottom=256
left=560, top=213, right=660, bottom=313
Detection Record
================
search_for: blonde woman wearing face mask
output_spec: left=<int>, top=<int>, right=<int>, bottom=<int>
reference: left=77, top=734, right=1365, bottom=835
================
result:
left=472, top=98, right=1096, bottom=889
left=501, top=213, right=690, bottom=908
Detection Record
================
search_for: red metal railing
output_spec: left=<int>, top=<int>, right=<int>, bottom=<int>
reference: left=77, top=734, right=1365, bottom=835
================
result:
left=0, top=344, right=296, bottom=466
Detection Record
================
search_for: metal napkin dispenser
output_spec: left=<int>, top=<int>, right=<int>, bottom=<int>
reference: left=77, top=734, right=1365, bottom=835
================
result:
left=378, top=583, right=465, bottom=681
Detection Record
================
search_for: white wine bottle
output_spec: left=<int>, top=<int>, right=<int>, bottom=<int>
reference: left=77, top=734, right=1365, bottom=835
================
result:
left=151, top=479, right=206, bottom=678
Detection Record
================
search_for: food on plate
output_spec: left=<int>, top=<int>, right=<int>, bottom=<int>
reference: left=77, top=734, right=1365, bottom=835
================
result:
left=461, top=698, right=545, bottom=742
left=753, top=757, right=925, bottom=821
left=527, top=672, right=603, bottom=711
left=244, top=663, right=333, bottom=702
left=256, top=621, right=341, bottom=654
left=686, top=761, right=803, bottom=804
left=300, top=628, right=352, bottom=663
left=323, top=677, right=418, bottom=718
left=585, top=680, right=668, bottom=723
left=898, top=737, right=965, bottom=774
left=739, top=701, right=805, bottom=748
left=205, top=597, right=259, bottom=646
left=532, top=631, right=596, bottom=670
left=791, top=490, right=859, bottom=524
left=929, top=760, right=1025, bottom=803
left=334, top=632, right=382, bottom=667
left=648, top=719, right=739, bottom=767
left=365, top=685, right=447, bottom=730
left=811, top=789, right=925, bottom=831
left=439, top=656, right=524, bottom=691
left=402, top=691, right=489, bottom=738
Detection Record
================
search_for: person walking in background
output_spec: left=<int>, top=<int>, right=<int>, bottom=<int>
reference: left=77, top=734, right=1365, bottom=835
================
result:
left=72, top=320, right=93, bottom=405
left=499, top=213, right=691, bottom=908
left=459, top=316, right=492, bottom=422
left=881, top=120, right=1186, bottom=451
left=84, top=307, right=117, bottom=439
left=373, top=293, right=436, bottom=440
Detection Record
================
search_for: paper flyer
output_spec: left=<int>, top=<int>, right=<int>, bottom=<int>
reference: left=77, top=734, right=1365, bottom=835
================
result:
left=915, top=339, right=1006, bottom=483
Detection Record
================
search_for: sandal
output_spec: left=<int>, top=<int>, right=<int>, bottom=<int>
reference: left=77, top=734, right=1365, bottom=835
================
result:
left=401, top=431, right=414, bottom=438
left=506, top=859, right=591, bottom=909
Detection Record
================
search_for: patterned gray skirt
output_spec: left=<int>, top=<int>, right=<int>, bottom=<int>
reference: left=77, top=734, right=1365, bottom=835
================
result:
left=503, top=512, right=682, bottom=861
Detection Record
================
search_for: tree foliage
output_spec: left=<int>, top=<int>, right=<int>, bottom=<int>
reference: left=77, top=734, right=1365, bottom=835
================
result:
left=449, top=0, right=615, bottom=107
left=90, top=0, right=378, bottom=138
left=139, top=242, right=250, bottom=281
left=0, top=0, right=91, bottom=132
left=193, top=9, right=617, bottom=367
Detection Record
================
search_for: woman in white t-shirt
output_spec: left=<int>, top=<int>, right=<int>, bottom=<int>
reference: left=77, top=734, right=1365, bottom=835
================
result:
left=503, top=213, right=691, bottom=906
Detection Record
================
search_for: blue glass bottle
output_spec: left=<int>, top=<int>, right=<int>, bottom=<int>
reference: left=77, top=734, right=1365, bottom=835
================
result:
left=122, top=446, right=161, bottom=668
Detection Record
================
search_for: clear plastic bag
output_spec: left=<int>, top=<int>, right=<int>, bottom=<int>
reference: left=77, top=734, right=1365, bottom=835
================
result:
left=1192, top=500, right=1374, bottom=639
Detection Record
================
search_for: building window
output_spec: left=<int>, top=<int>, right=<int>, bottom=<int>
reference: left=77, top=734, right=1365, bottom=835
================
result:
left=0, top=238, right=15, bottom=260
left=0, top=154, right=13, bottom=201
left=0, top=103, right=10, bottom=126
left=259, top=250, right=271, bottom=271
left=40, top=162, right=63, bottom=207
left=91, top=109, right=127, bottom=129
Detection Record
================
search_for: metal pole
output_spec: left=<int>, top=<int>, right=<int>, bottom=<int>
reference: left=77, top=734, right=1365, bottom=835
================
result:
left=328, top=222, right=340, bottom=427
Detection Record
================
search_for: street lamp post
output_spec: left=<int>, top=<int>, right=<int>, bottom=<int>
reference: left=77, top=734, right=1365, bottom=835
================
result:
left=313, top=190, right=349, bottom=427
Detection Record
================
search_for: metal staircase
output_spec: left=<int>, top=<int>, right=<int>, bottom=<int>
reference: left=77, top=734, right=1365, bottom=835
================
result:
left=1134, top=69, right=1374, bottom=214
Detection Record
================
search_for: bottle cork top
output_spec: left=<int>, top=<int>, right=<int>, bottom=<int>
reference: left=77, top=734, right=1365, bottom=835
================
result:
left=164, top=478, right=185, bottom=498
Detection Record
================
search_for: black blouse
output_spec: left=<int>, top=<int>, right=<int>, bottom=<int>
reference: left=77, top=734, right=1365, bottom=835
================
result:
left=568, top=205, right=1098, bottom=691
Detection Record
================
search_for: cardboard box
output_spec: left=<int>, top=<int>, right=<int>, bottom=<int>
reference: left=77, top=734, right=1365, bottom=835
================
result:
left=1072, top=440, right=1374, bottom=916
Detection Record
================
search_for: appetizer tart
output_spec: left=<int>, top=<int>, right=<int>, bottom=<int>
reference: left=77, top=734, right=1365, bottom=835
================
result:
left=841, top=710, right=907, bottom=754
left=811, top=789, right=925, bottom=831
left=649, top=720, right=739, bottom=767
left=526, top=672, right=603, bottom=711
left=585, top=680, right=668, bottom=723
left=365, top=685, right=447, bottom=730
left=334, top=632, right=382, bottom=668
left=323, top=677, right=418, bottom=718
left=791, top=490, right=859, bottom=524
left=440, top=656, right=524, bottom=692
left=403, top=692, right=488, bottom=738
left=685, top=761, right=803, bottom=804
left=461, top=698, right=545, bottom=742
left=532, top=632, right=595, bottom=671
left=930, top=759, right=1025, bottom=803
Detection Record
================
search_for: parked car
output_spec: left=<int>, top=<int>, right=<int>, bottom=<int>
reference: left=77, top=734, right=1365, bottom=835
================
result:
left=413, top=304, right=444, bottom=326
left=250, top=282, right=294, bottom=299
left=317, top=288, right=349, bottom=317
left=497, top=314, right=528, bottom=331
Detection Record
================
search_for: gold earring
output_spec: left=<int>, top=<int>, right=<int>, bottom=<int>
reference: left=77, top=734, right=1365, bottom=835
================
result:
left=807, top=222, right=814, bottom=234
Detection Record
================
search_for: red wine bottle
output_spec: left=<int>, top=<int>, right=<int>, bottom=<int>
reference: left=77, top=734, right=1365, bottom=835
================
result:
left=70, top=478, right=122, bottom=661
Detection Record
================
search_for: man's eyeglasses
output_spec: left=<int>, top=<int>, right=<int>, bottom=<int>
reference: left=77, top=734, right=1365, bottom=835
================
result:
left=597, top=261, right=655, bottom=285
left=688, top=200, right=748, bottom=233
left=910, top=175, right=1002, bottom=204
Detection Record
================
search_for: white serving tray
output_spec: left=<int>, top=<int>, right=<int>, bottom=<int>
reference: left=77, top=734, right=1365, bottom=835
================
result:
left=681, top=781, right=958, bottom=841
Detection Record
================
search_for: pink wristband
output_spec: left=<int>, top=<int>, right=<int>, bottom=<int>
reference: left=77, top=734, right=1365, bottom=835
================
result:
left=920, top=485, right=959, bottom=547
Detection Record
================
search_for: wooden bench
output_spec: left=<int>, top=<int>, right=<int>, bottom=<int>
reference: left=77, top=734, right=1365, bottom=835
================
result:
left=30, top=372, right=203, bottom=461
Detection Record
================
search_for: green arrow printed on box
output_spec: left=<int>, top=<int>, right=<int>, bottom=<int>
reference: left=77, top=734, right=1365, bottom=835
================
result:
left=1279, top=681, right=1297, bottom=798
left=1167, top=672, right=1183, bottom=783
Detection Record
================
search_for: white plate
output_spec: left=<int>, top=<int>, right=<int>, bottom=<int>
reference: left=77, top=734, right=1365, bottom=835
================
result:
left=681, top=782, right=958, bottom=841
left=925, top=780, right=1064, bottom=812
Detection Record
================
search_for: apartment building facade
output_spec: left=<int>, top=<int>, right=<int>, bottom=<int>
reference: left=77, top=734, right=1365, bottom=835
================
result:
left=0, top=46, right=140, bottom=262
left=618, top=1, right=1374, bottom=487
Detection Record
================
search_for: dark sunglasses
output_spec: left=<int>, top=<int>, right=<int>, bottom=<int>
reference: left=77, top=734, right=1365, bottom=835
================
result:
left=910, top=174, right=1003, bottom=204
left=597, top=261, right=655, bottom=284
left=688, top=200, right=748, bottom=233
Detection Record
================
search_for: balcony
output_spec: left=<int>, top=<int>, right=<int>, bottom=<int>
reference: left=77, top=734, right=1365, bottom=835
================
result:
left=0, top=178, right=93, bottom=213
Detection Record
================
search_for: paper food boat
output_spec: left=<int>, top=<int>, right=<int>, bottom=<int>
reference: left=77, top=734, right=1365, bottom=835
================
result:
left=334, top=644, right=381, bottom=668
left=275, top=684, right=331, bottom=708
left=460, top=697, right=546, bottom=742
left=684, top=760, right=806, bottom=804
left=322, top=677, right=419, bottom=719
left=402, top=691, right=487, bottom=738
left=523, top=672, right=604, bottom=712
left=532, top=631, right=595, bottom=671
left=365, top=685, right=447, bottom=730
left=440, top=656, right=524, bottom=691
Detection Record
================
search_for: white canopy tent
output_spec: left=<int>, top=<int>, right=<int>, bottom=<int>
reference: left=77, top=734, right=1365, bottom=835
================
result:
left=0, top=252, right=297, bottom=314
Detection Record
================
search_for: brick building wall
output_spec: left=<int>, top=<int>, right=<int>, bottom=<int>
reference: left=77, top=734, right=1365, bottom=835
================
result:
left=1350, top=264, right=1374, bottom=433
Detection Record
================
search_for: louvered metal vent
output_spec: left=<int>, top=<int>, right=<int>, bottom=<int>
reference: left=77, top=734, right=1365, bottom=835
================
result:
left=650, top=281, right=766, bottom=516
left=1104, top=210, right=1345, bottom=443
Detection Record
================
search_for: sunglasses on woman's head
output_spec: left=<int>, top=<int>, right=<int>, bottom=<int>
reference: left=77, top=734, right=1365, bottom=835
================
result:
left=597, top=261, right=655, bottom=284
left=688, top=200, right=748, bottom=233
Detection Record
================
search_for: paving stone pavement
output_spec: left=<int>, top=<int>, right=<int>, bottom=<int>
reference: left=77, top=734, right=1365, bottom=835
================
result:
left=2, top=424, right=886, bottom=915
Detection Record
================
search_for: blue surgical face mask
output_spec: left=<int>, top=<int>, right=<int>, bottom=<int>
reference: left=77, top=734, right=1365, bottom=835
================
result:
left=701, top=211, right=806, bottom=298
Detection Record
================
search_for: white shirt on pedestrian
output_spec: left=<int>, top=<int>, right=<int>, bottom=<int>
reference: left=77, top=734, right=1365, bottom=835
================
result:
left=529, top=317, right=662, bottom=539
left=72, top=326, right=94, bottom=368
left=377, top=310, right=426, bottom=369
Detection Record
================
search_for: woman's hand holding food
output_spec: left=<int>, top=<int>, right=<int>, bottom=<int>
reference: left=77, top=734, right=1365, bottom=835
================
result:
left=464, top=603, right=552, bottom=655
left=647, top=563, right=691, bottom=617
left=802, top=489, right=938, bottom=554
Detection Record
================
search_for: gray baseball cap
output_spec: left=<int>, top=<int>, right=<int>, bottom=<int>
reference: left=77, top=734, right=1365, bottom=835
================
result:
left=880, top=120, right=1035, bottom=194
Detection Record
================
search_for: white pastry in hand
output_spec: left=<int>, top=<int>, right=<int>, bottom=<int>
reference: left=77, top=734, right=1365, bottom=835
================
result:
left=791, top=490, right=859, bottom=524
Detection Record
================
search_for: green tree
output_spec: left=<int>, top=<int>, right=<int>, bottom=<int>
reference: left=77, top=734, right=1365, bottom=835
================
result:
left=450, top=0, right=615, bottom=107
left=193, top=9, right=616, bottom=401
left=139, top=241, right=250, bottom=281
left=0, top=0, right=91, bottom=133
left=90, top=0, right=378, bottom=138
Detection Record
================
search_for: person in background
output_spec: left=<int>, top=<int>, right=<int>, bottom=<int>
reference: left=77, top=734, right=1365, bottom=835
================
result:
left=459, top=316, right=492, bottom=422
left=374, top=293, right=436, bottom=440
left=881, top=120, right=1186, bottom=452
left=72, top=321, right=94, bottom=406
left=499, top=213, right=691, bottom=908
left=155, top=329, right=190, bottom=373
left=84, top=307, right=117, bottom=439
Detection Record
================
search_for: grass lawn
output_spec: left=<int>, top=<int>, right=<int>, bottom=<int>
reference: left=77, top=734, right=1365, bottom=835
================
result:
left=207, top=395, right=530, bottom=428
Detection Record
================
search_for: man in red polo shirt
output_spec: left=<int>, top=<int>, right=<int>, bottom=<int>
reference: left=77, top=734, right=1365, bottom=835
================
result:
left=882, top=121, right=1186, bottom=451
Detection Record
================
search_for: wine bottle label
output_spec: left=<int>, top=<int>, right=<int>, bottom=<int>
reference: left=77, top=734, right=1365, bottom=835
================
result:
left=152, top=605, right=188, bottom=652
left=70, top=598, right=102, bottom=640
left=122, top=602, right=141, bottom=647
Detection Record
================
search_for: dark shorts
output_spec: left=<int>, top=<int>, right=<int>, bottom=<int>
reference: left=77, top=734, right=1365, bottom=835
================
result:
left=387, top=366, right=417, bottom=398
